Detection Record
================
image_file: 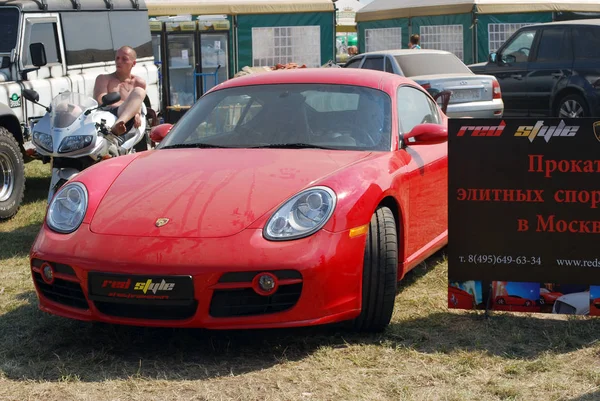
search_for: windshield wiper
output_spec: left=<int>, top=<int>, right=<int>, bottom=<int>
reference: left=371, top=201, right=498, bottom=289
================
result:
left=160, top=143, right=230, bottom=149
left=249, top=143, right=333, bottom=150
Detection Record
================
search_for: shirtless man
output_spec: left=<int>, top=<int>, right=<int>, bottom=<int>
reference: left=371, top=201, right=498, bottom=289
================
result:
left=93, top=45, right=147, bottom=136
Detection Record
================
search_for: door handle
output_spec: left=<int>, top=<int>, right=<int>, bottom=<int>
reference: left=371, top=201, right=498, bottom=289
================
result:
left=510, top=74, right=523, bottom=80
left=552, top=72, right=564, bottom=78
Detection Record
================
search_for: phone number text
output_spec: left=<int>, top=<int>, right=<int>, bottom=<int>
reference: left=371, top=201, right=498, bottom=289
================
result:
left=459, top=254, right=542, bottom=266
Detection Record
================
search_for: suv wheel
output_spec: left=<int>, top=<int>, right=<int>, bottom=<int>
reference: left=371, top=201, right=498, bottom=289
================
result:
left=557, top=94, right=588, bottom=118
left=0, top=127, right=25, bottom=221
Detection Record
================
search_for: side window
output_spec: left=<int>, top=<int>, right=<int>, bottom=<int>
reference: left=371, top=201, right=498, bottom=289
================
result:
left=397, top=86, right=440, bottom=133
left=361, top=56, right=384, bottom=71
left=500, top=29, right=537, bottom=63
left=344, top=57, right=362, bottom=68
left=61, top=12, right=114, bottom=64
left=109, top=12, right=153, bottom=58
left=535, top=28, right=569, bottom=62
left=573, top=27, right=600, bottom=59
left=22, top=19, right=61, bottom=67
left=385, top=57, right=394, bottom=73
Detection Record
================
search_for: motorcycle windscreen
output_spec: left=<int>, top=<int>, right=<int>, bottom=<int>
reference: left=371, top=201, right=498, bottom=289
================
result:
left=50, top=92, right=98, bottom=128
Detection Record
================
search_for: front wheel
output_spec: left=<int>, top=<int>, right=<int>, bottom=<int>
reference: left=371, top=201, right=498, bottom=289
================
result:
left=352, top=206, right=398, bottom=332
left=0, top=127, right=25, bottom=221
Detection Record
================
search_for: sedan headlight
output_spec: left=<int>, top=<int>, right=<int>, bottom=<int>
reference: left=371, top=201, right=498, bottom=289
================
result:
left=264, top=186, right=336, bottom=241
left=46, top=182, right=88, bottom=234
left=33, top=131, right=53, bottom=152
left=58, top=135, right=94, bottom=153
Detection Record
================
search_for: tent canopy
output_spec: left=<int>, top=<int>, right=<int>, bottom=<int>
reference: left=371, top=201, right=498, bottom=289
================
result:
left=146, top=0, right=335, bottom=16
left=356, top=0, right=600, bottom=21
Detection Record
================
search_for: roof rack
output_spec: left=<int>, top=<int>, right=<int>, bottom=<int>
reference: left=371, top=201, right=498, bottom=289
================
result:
left=70, top=0, right=80, bottom=10
left=103, top=0, right=113, bottom=10
left=39, top=0, right=48, bottom=10
left=130, top=0, right=139, bottom=10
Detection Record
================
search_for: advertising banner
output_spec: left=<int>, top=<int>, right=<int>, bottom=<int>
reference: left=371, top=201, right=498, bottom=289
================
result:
left=448, top=118, right=600, bottom=315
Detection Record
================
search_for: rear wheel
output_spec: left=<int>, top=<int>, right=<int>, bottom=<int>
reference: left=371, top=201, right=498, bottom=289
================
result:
left=557, top=94, right=588, bottom=118
left=0, top=127, right=25, bottom=221
left=353, top=206, right=398, bottom=332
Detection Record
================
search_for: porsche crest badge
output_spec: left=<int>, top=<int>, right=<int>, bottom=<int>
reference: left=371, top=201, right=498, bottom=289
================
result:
left=155, top=218, right=170, bottom=227
left=594, top=121, right=600, bottom=143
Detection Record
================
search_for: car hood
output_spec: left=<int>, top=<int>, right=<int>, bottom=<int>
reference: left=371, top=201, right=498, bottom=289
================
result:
left=89, top=148, right=370, bottom=238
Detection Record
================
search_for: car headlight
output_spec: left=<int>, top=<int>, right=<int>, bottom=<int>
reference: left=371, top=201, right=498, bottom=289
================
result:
left=264, top=186, right=336, bottom=241
left=58, top=135, right=93, bottom=153
left=33, top=131, right=53, bottom=152
left=46, top=182, right=88, bottom=234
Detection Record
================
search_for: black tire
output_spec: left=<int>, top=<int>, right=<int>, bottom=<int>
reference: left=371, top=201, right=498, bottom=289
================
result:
left=353, top=206, right=398, bottom=332
left=556, top=94, right=589, bottom=118
left=133, top=132, right=150, bottom=153
left=0, top=127, right=25, bottom=221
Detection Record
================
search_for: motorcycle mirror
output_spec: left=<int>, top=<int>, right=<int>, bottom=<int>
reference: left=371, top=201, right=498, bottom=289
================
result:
left=22, top=89, right=40, bottom=103
left=101, top=92, right=121, bottom=107
left=150, top=123, right=173, bottom=144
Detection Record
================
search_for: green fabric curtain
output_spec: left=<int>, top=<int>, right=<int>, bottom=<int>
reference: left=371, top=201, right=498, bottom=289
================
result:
left=357, top=18, right=409, bottom=54
left=476, top=13, right=552, bottom=63
left=410, top=13, right=473, bottom=64
left=236, top=12, right=335, bottom=70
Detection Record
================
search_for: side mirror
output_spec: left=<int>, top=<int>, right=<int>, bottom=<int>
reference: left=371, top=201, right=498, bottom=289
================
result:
left=30, top=43, right=47, bottom=67
left=404, top=123, right=448, bottom=145
left=101, top=92, right=121, bottom=107
left=150, top=123, right=173, bottom=143
left=22, top=89, right=40, bottom=102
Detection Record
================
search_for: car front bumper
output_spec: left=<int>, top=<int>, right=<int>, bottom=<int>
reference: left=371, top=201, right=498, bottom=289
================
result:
left=30, top=224, right=366, bottom=329
left=446, top=99, right=504, bottom=118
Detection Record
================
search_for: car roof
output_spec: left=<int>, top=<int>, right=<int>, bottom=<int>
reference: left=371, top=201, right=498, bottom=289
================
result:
left=215, top=68, right=415, bottom=90
left=521, top=18, right=600, bottom=28
left=0, top=0, right=147, bottom=12
left=357, top=49, right=454, bottom=57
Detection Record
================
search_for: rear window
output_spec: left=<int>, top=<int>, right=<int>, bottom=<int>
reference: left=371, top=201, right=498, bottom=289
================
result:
left=394, top=53, right=471, bottom=77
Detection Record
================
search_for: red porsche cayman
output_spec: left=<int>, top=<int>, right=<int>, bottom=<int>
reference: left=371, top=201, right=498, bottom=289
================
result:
left=30, top=68, right=448, bottom=332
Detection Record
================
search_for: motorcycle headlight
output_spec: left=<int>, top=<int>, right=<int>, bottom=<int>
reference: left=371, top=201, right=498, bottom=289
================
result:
left=33, top=131, right=53, bottom=152
left=46, top=182, right=88, bottom=234
left=58, top=135, right=94, bottom=153
left=264, top=186, right=336, bottom=241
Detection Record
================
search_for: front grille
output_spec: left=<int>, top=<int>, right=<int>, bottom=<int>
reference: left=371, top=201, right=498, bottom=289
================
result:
left=93, top=301, right=198, bottom=320
left=31, top=259, right=76, bottom=277
left=210, top=270, right=303, bottom=318
left=33, top=272, right=88, bottom=310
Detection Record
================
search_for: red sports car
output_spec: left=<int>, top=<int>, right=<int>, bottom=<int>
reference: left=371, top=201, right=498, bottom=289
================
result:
left=29, top=68, right=448, bottom=332
left=494, top=295, right=534, bottom=307
left=539, top=288, right=563, bottom=305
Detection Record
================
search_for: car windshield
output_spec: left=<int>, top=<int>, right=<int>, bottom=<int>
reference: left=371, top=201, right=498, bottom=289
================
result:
left=159, top=83, right=392, bottom=151
left=50, top=92, right=98, bottom=129
left=0, top=8, right=19, bottom=53
left=394, top=53, right=472, bottom=77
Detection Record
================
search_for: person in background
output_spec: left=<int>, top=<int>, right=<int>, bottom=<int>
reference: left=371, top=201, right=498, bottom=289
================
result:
left=408, top=34, right=421, bottom=49
left=348, top=46, right=359, bottom=57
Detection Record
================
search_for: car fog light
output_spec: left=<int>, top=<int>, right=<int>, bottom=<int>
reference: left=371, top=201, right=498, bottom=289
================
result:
left=252, top=273, right=279, bottom=296
left=41, top=263, right=55, bottom=284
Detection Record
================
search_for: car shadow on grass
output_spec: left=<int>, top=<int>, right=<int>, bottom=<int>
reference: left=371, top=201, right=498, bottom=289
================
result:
left=22, top=174, right=51, bottom=206
left=2, top=282, right=600, bottom=383
left=0, top=223, right=41, bottom=260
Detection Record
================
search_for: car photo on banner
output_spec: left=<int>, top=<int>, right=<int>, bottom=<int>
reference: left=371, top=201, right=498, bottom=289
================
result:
left=29, top=68, right=449, bottom=332
left=492, top=281, right=540, bottom=313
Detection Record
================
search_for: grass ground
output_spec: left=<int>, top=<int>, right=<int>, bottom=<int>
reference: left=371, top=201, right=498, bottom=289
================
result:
left=1, top=161, right=599, bottom=401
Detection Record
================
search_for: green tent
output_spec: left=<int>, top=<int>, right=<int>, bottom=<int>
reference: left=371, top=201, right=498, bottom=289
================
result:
left=356, top=0, right=600, bottom=64
left=147, top=0, right=336, bottom=73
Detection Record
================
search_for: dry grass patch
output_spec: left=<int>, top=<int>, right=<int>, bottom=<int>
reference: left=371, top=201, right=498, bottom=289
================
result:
left=1, top=161, right=600, bottom=400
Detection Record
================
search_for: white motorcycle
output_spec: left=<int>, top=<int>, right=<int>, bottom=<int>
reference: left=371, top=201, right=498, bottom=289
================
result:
left=23, top=90, right=147, bottom=202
